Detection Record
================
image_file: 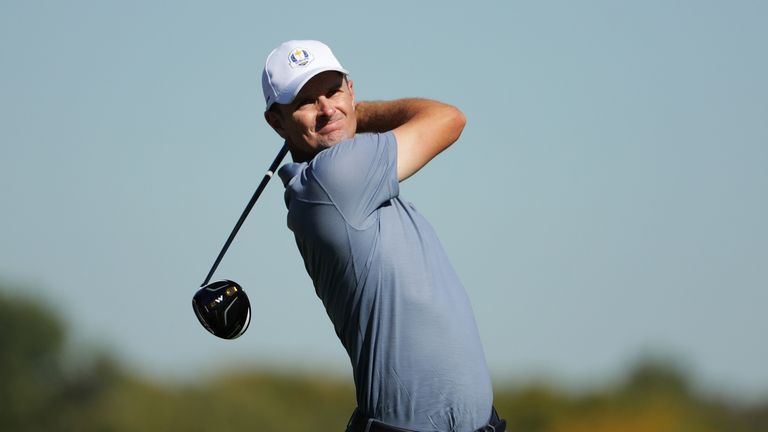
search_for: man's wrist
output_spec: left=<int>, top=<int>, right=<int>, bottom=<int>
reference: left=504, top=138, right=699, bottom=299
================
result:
left=355, top=101, right=382, bottom=133
left=355, top=100, right=413, bottom=133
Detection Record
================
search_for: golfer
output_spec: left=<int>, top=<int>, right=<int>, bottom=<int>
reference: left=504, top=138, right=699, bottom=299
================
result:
left=262, top=40, right=505, bottom=432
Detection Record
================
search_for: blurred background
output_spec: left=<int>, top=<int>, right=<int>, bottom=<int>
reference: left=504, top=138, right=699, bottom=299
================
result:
left=1, top=1, right=766, bottom=430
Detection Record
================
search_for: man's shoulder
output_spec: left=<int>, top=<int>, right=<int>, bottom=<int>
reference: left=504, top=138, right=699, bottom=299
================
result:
left=312, top=132, right=395, bottom=167
left=324, top=132, right=392, bottom=153
left=279, top=130, right=397, bottom=194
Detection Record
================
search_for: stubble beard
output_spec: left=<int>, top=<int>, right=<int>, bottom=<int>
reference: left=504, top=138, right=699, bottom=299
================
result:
left=314, top=119, right=355, bottom=149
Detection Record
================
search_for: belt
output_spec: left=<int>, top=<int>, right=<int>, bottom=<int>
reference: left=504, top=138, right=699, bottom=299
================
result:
left=346, top=406, right=506, bottom=432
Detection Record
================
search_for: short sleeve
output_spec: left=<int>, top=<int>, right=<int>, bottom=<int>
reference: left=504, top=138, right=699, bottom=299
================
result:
left=306, top=132, right=399, bottom=227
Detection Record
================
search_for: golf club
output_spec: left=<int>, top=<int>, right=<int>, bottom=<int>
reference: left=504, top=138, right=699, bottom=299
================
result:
left=192, top=143, right=289, bottom=339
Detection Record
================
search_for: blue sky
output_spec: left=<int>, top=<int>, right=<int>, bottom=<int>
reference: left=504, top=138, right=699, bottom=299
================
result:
left=1, top=0, right=766, bottom=399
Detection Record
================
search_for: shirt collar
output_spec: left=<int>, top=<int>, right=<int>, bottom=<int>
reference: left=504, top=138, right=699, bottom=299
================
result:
left=278, top=162, right=305, bottom=187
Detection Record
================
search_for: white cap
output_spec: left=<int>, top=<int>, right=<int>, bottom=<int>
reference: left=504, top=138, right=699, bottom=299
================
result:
left=261, top=40, right=349, bottom=110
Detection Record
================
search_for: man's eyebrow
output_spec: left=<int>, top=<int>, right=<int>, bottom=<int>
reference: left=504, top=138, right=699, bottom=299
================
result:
left=295, top=78, right=344, bottom=102
left=326, top=81, right=343, bottom=91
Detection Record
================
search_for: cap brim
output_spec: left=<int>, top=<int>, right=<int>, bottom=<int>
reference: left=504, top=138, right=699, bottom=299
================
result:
left=272, top=66, right=349, bottom=107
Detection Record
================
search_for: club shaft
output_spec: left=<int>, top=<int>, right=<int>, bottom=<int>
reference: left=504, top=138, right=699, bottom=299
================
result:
left=201, top=144, right=289, bottom=287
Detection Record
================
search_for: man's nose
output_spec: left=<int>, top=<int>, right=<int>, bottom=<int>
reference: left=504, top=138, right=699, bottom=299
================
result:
left=316, top=96, right=335, bottom=116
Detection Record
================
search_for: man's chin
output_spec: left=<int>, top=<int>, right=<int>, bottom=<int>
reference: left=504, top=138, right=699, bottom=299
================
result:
left=317, top=131, right=353, bottom=148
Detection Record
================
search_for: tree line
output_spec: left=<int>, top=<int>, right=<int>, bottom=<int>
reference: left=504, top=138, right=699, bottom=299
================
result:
left=1, top=285, right=766, bottom=431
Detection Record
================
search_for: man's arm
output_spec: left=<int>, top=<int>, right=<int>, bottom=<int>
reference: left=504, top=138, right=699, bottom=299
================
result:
left=356, top=99, right=466, bottom=181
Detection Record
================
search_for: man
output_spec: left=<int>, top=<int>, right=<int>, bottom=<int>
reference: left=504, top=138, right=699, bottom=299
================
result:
left=262, top=40, right=505, bottom=432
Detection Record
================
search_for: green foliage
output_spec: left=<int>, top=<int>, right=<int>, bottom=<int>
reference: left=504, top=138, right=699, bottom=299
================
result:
left=1, top=284, right=767, bottom=431
left=0, top=290, right=66, bottom=431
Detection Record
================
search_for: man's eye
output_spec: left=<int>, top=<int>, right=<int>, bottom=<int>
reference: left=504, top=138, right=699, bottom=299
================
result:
left=296, top=99, right=313, bottom=107
left=327, top=89, right=341, bottom=98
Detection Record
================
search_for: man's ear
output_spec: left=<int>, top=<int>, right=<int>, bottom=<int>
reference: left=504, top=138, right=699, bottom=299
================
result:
left=264, top=109, right=287, bottom=139
left=347, top=78, right=355, bottom=108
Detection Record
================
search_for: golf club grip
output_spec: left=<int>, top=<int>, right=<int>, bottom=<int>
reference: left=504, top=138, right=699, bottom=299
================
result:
left=201, top=144, right=290, bottom=287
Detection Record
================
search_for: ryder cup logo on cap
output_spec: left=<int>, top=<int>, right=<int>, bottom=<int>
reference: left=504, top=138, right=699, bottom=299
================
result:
left=262, top=40, right=349, bottom=110
left=288, top=48, right=314, bottom=68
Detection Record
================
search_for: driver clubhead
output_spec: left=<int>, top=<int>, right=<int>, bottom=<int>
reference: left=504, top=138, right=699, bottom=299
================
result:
left=192, top=280, right=251, bottom=339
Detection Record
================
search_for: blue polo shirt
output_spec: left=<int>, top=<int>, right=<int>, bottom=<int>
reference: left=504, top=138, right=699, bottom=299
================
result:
left=278, top=132, right=493, bottom=432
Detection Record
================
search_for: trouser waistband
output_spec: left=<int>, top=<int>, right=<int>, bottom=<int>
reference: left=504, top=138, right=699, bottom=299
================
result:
left=345, top=406, right=506, bottom=432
